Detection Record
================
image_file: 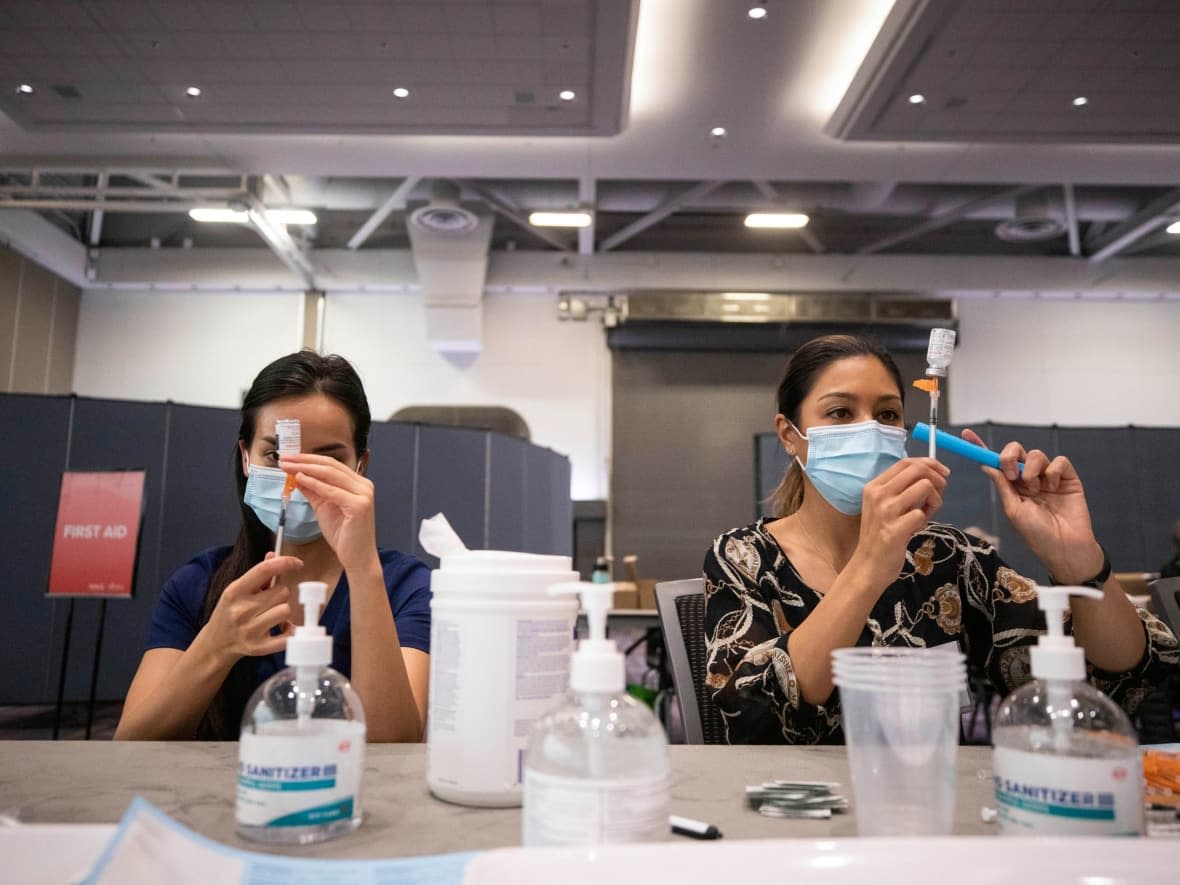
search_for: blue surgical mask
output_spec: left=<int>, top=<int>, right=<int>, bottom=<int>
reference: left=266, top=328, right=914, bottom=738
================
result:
left=243, top=464, right=323, bottom=544
left=794, top=420, right=908, bottom=515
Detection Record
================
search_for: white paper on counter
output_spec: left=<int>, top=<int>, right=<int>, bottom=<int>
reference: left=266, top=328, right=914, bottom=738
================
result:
left=84, top=797, right=477, bottom=885
left=1, top=823, right=116, bottom=885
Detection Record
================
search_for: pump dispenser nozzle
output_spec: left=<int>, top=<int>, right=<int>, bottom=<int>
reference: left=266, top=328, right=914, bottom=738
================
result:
left=549, top=581, right=624, bottom=694
left=1030, top=584, right=1104, bottom=681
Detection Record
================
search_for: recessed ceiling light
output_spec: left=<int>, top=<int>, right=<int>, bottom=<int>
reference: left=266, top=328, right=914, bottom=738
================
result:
left=393, top=87, right=409, bottom=98
left=528, top=210, right=593, bottom=228
left=710, top=126, right=727, bottom=137
left=908, top=93, right=926, bottom=104
left=16, top=83, right=34, bottom=95
left=1167, top=221, right=1180, bottom=235
left=747, top=6, right=767, bottom=19
left=1072, top=96, right=1088, bottom=107
left=185, top=86, right=201, bottom=98
left=744, top=212, right=810, bottom=229
left=559, top=89, right=576, bottom=101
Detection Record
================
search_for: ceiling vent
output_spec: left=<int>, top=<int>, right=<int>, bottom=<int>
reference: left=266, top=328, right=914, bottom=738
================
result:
left=995, top=191, right=1066, bottom=242
left=409, top=180, right=480, bottom=235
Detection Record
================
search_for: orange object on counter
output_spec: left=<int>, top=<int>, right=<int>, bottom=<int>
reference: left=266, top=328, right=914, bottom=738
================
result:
left=912, top=377, right=939, bottom=393
left=1144, top=749, right=1180, bottom=807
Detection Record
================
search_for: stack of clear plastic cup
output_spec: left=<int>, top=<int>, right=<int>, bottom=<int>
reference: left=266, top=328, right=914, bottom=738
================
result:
left=831, top=646, right=967, bottom=836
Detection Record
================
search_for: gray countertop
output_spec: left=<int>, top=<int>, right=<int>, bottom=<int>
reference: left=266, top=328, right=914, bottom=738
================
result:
left=0, top=742, right=999, bottom=858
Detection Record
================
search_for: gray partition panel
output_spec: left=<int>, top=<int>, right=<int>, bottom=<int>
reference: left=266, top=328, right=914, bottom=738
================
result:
left=0, top=395, right=73, bottom=702
left=60, top=398, right=168, bottom=701
left=1058, top=427, right=1141, bottom=572
left=525, top=447, right=572, bottom=556
left=157, top=403, right=242, bottom=595
left=487, top=434, right=527, bottom=552
left=368, top=421, right=418, bottom=554
left=1132, top=427, right=1180, bottom=574
left=755, top=433, right=789, bottom=519
left=413, top=425, right=488, bottom=564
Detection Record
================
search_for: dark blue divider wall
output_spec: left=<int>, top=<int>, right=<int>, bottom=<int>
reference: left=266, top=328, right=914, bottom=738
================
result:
left=0, top=393, right=572, bottom=705
left=755, top=423, right=1180, bottom=582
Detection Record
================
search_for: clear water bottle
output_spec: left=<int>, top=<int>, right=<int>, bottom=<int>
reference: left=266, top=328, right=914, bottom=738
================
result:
left=522, top=582, right=670, bottom=847
left=236, top=581, right=367, bottom=844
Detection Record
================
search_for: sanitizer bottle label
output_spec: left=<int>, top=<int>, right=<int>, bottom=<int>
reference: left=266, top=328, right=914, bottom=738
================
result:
left=523, top=769, right=670, bottom=846
left=993, top=747, right=1143, bottom=836
left=237, top=721, right=365, bottom=828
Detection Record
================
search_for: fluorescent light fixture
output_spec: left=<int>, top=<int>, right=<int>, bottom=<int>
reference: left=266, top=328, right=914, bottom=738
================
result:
left=559, top=89, right=576, bottom=101
left=747, top=6, right=767, bottom=19
left=908, top=93, right=926, bottom=104
left=267, top=208, right=317, bottom=225
left=393, top=86, right=409, bottom=98
left=744, top=212, right=809, bottom=229
left=16, top=83, right=33, bottom=95
left=1167, top=221, right=1180, bottom=234
left=722, top=291, right=772, bottom=301
left=529, top=210, right=593, bottom=228
left=185, top=86, right=201, bottom=97
left=189, top=207, right=248, bottom=223
left=710, top=126, right=727, bottom=137
left=189, top=207, right=317, bottom=225
left=1072, top=95, right=1088, bottom=107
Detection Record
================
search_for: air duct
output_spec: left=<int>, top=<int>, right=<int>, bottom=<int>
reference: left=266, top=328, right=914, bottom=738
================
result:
left=407, top=181, right=493, bottom=353
left=995, top=192, right=1066, bottom=243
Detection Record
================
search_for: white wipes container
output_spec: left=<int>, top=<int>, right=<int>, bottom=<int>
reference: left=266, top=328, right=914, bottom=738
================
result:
left=427, top=548, right=579, bottom=807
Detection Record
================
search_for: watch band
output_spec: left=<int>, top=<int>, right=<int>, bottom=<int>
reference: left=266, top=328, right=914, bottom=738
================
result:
left=1048, top=543, right=1111, bottom=589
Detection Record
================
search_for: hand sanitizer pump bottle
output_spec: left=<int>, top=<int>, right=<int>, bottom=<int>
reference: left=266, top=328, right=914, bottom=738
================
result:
left=992, top=585, right=1143, bottom=836
left=522, top=582, right=670, bottom=847
left=237, top=581, right=367, bottom=844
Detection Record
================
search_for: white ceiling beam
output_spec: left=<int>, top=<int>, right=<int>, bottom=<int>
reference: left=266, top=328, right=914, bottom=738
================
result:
left=751, top=180, right=779, bottom=200
left=599, top=180, right=725, bottom=252
left=244, top=195, right=317, bottom=288
left=579, top=176, right=596, bottom=256
left=88, top=171, right=107, bottom=247
left=454, top=179, right=573, bottom=251
left=1062, top=183, right=1080, bottom=257
left=858, top=185, right=1042, bottom=254
left=1087, top=187, right=1180, bottom=263
left=346, top=176, right=420, bottom=250
left=122, top=172, right=172, bottom=191
left=90, top=248, right=1180, bottom=297
left=0, top=209, right=89, bottom=286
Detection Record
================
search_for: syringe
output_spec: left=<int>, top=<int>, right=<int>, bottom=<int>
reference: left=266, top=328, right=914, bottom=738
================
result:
left=914, top=328, right=956, bottom=459
left=270, top=419, right=301, bottom=585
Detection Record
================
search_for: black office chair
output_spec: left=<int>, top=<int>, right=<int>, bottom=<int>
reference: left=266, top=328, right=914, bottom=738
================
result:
left=1149, top=576, right=1180, bottom=636
left=654, top=578, right=727, bottom=745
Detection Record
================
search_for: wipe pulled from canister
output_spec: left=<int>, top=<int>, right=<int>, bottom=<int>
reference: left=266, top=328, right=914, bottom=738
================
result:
left=418, top=512, right=470, bottom=558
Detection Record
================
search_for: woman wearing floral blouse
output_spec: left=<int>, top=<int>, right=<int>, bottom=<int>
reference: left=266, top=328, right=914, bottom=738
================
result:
left=704, top=334, right=1179, bottom=745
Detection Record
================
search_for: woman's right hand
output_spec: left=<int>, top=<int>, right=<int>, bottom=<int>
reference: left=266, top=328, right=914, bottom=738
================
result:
left=852, top=457, right=949, bottom=591
left=205, top=553, right=303, bottom=663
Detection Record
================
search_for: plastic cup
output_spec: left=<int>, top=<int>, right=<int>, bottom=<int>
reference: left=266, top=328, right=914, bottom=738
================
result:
left=831, top=647, right=966, bottom=836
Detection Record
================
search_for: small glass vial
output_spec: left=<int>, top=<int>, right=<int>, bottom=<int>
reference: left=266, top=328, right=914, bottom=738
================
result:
left=236, top=582, right=366, bottom=844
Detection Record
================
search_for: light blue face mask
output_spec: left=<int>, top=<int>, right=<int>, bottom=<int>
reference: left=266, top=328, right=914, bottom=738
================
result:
left=243, top=464, right=323, bottom=544
left=794, top=420, right=909, bottom=515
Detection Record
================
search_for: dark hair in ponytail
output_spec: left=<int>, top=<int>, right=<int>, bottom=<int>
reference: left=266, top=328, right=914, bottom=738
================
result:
left=195, top=350, right=371, bottom=739
left=765, top=334, right=904, bottom=517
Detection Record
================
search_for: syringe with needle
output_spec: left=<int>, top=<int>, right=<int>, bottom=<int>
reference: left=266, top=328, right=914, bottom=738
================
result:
left=270, top=419, right=301, bottom=585
left=913, top=328, right=956, bottom=459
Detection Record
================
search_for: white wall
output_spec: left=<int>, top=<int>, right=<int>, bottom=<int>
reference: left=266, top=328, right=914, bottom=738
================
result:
left=74, top=291, right=304, bottom=406
left=73, top=289, right=611, bottom=500
left=953, top=297, right=1180, bottom=426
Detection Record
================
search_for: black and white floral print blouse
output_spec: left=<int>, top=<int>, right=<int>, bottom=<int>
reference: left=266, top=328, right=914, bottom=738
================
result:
left=703, top=520, right=1180, bottom=745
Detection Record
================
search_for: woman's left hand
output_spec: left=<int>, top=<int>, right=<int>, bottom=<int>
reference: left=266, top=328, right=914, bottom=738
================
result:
left=961, top=429, right=1104, bottom=583
left=280, top=453, right=377, bottom=572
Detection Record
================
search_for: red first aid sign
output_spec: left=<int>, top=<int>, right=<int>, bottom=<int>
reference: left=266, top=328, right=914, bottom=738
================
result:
left=47, top=471, right=145, bottom=598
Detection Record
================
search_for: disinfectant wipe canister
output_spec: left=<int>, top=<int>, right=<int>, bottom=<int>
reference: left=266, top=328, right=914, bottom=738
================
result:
left=421, top=514, right=579, bottom=807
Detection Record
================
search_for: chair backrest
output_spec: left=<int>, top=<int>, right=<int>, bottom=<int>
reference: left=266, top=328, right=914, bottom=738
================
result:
left=1149, top=576, right=1180, bottom=636
left=654, top=578, right=726, bottom=745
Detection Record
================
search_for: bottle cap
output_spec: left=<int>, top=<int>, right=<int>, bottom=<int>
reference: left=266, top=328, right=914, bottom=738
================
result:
left=286, top=581, right=332, bottom=667
left=1029, top=584, right=1103, bottom=681
left=549, top=581, right=624, bottom=694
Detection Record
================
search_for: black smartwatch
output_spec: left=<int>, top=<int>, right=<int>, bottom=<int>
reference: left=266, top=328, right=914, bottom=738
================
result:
left=1048, top=544, right=1111, bottom=589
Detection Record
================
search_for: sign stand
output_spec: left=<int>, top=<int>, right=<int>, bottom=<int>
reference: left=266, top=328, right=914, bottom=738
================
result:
left=47, top=470, right=146, bottom=740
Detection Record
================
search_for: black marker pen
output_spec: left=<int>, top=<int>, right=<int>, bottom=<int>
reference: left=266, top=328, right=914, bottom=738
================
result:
left=670, top=814, right=723, bottom=840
